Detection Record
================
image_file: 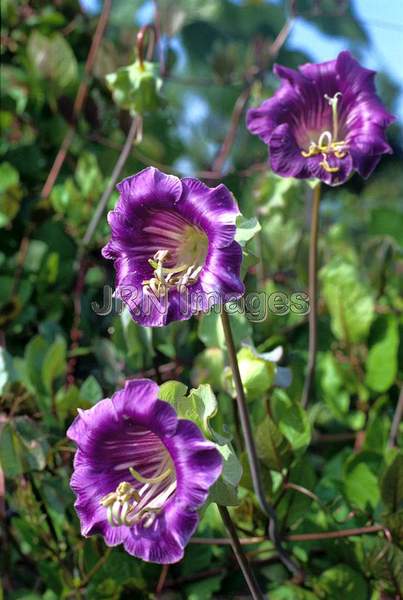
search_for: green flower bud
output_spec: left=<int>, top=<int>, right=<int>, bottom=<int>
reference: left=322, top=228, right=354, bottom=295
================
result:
left=237, top=347, right=276, bottom=400
left=106, top=60, right=164, bottom=115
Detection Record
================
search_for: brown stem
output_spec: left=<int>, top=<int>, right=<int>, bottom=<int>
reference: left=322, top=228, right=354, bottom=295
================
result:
left=301, top=182, right=321, bottom=408
left=218, top=505, right=265, bottom=600
left=287, top=524, right=385, bottom=542
left=206, top=9, right=294, bottom=180
left=40, top=0, right=112, bottom=199
left=209, top=86, right=252, bottom=177
left=155, top=564, right=169, bottom=596
left=10, top=224, right=33, bottom=297
left=66, top=259, right=89, bottom=387
left=220, top=311, right=300, bottom=577
left=268, top=11, right=295, bottom=57
left=79, top=548, right=112, bottom=587
left=312, top=431, right=357, bottom=444
left=389, top=385, right=403, bottom=447
left=190, top=524, right=387, bottom=546
left=66, top=115, right=141, bottom=384
left=190, top=536, right=264, bottom=546
left=81, top=115, right=142, bottom=248
left=283, top=482, right=318, bottom=502
left=136, top=24, right=156, bottom=70
left=163, top=554, right=282, bottom=591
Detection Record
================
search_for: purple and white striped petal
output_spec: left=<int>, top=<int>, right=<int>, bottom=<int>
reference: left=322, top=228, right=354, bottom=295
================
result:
left=246, top=51, right=395, bottom=186
left=67, top=379, right=223, bottom=564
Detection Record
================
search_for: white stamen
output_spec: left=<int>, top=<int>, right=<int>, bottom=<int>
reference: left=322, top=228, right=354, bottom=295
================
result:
left=143, top=513, right=158, bottom=528
left=112, top=500, right=122, bottom=524
left=107, top=505, right=114, bottom=526
left=318, top=130, right=333, bottom=148
left=300, top=92, right=347, bottom=173
left=142, top=224, right=208, bottom=299
left=100, top=455, right=176, bottom=529
left=122, top=501, right=132, bottom=524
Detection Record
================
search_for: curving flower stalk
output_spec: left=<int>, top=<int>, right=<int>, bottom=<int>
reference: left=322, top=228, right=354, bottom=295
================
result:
left=102, top=167, right=244, bottom=326
left=247, top=51, right=395, bottom=186
left=67, top=379, right=222, bottom=564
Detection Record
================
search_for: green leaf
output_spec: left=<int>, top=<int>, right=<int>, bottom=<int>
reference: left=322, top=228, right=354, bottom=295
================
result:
left=321, top=259, right=375, bottom=343
left=255, top=415, right=293, bottom=472
left=0, top=160, right=19, bottom=192
left=234, top=215, right=261, bottom=279
left=159, top=380, right=188, bottom=403
left=0, top=66, right=28, bottom=114
left=50, top=178, right=80, bottom=217
left=319, top=352, right=350, bottom=415
left=160, top=381, right=225, bottom=441
left=217, top=442, right=242, bottom=488
left=0, top=417, right=47, bottom=477
left=314, top=564, right=368, bottom=600
left=271, top=390, right=311, bottom=454
left=25, top=335, right=48, bottom=394
left=120, top=307, right=155, bottom=364
left=234, top=214, right=261, bottom=247
left=186, top=575, right=224, bottom=600
left=319, top=351, right=366, bottom=430
left=0, top=420, right=24, bottom=477
left=24, top=240, right=48, bottom=273
left=192, top=347, right=225, bottom=390
left=235, top=346, right=276, bottom=401
left=27, top=31, right=78, bottom=90
left=343, top=452, right=382, bottom=511
left=383, top=510, right=403, bottom=543
left=0, top=162, right=22, bottom=227
left=208, top=443, right=242, bottom=506
left=0, top=348, right=16, bottom=394
left=366, top=540, right=403, bottom=596
left=42, top=336, right=66, bottom=394
left=270, top=583, right=317, bottom=600
left=381, top=454, right=403, bottom=514
left=80, top=375, right=103, bottom=405
left=363, top=397, right=390, bottom=453
left=55, top=384, right=80, bottom=421
left=277, top=458, right=316, bottom=527
left=365, top=315, right=399, bottom=392
left=369, top=207, right=403, bottom=247
left=75, top=153, right=104, bottom=198
left=15, top=417, right=48, bottom=472
left=174, top=384, right=218, bottom=437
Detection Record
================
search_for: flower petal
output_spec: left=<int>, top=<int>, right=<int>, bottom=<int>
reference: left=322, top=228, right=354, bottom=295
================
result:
left=165, top=419, right=223, bottom=509
left=306, top=152, right=353, bottom=186
left=181, top=178, right=240, bottom=248
left=200, top=241, right=245, bottom=298
left=123, top=508, right=198, bottom=564
left=269, top=123, right=310, bottom=178
left=116, top=167, right=183, bottom=219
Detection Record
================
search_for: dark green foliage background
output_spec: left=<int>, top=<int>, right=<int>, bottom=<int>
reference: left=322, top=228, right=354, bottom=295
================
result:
left=1, top=0, right=402, bottom=598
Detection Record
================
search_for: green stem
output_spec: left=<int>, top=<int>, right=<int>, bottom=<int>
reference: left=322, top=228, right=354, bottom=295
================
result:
left=218, top=505, right=265, bottom=600
left=301, top=182, right=321, bottom=409
left=220, top=310, right=300, bottom=576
